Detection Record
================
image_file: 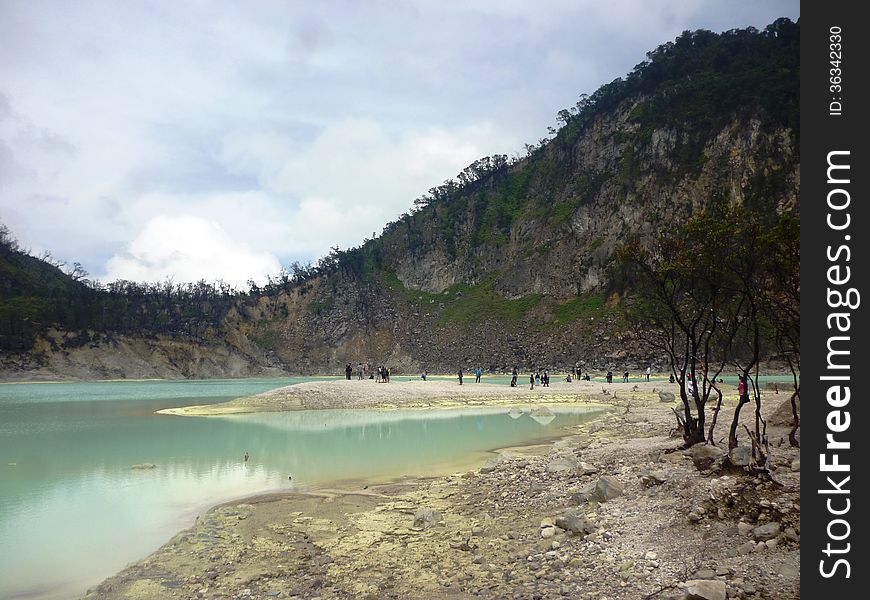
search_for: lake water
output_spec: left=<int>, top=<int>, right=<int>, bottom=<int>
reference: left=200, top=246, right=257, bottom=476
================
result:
left=0, top=378, right=604, bottom=600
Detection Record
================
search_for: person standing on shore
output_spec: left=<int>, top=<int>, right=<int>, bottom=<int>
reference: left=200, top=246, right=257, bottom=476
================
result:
left=511, top=366, right=518, bottom=387
left=475, top=366, right=482, bottom=383
left=529, top=372, right=535, bottom=390
left=458, top=369, right=464, bottom=385
left=646, top=365, right=651, bottom=381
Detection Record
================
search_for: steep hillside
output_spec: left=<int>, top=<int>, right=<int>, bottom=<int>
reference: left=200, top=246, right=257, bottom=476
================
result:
left=0, top=19, right=799, bottom=379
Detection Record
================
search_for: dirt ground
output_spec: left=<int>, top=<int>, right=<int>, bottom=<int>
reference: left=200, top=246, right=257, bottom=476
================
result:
left=88, top=379, right=800, bottom=600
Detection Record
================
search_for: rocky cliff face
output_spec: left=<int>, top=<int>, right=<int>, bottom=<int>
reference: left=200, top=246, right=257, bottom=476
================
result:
left=213, top=98, right=798, bottom=376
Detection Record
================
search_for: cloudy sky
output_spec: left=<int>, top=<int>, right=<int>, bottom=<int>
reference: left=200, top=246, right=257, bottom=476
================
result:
left=0, top=0, right=799, bottom=287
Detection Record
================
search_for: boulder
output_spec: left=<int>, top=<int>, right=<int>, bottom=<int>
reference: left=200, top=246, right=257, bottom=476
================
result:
left=683, top=579, right=726, bottom=600
left=685, top=444, right=725, bottom=470
left=413, top=508, right=443, bottom=529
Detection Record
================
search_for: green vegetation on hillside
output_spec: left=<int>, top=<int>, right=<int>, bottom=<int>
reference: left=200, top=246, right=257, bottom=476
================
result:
left=383, top=272, right=543, bottom=327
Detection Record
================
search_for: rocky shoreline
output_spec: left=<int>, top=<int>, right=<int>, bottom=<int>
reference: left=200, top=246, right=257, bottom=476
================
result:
left=87, top=383, right=800, bottom=600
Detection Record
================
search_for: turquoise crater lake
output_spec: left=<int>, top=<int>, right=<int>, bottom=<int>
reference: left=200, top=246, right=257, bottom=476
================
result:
left=0, top=377, right=604, bottom=600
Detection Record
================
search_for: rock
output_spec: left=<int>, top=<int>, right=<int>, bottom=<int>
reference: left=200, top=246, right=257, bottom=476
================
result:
left=541, top=527, right=556, bottom=539
left=644, top=551, right=657, bottom=560
left=658, top=391, right=675, bottom=403
left=737, top=522, right=754, bottom=537
left=585, top=476, right=624, bottom=502
left=413, top=508, right=443, bottom=529
left=683, top=579, right=726, bottom=600
left=555, top=514, right=594, bottom=535
left=685, top=445, right=725, bottom=470
left=547, top=456, right=579, bottom=473
left=692, top=569, right=716, bottom=579
left=578, top=461, right=599, bottom=475
left=728, top=446, right=753, bottom=467
left=131, top=463, right=157, bottom=470
left=752, top=522, right=781, bottom=541
left=790, top=459, right=800, bottom=472
left=736, top=541, right=756, bottom=555
left=640, top=471, right=667, bottom=487
left=708, top=476, right=737, bottom=501
left=784, top=527, right=800, bottom=543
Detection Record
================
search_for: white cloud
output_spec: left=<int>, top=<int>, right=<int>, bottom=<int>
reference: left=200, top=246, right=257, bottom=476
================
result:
left=103, top=215, right=281, bottom=287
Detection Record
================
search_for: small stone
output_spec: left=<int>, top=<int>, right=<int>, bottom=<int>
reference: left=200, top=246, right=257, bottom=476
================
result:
left=413, top=508, right=443, bottom=529
left=644, top=551, right=657, bottom=560
left=728, top=446, right=753, bottom=467
left=790, top=459, right=800, bottom=472
left=640, top=472, right=667, bottom=487
left=693, top=568, right=716, bottom=579
left=752, top=522, right=780, bottom=541
left=736, top=541, right=756, bottom=556
left=784, top=527, right=800, bottom=543
left=541, top=527, right=556, bottom=539
left=737, top=522, right=754, bottom=536
left=555, top=514, right=594, bottom=535
left=765, top=538, right=779, bottom=549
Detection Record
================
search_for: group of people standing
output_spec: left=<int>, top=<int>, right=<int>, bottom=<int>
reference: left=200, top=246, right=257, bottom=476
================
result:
left=344, top=362, right=391, bottom=382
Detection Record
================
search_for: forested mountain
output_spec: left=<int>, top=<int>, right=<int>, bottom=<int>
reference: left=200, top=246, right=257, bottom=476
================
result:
left=0, top=19, right=799, bottom=380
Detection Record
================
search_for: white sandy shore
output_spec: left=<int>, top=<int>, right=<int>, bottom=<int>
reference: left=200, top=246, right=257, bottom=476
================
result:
left=156, top=378, right=698, bottom=416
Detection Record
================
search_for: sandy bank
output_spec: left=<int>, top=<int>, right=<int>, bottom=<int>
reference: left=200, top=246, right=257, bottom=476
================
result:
left=157, top=378, right=663, bottom=416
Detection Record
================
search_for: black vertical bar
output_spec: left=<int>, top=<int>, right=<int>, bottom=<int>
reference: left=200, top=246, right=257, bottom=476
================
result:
left=801, top=3, right=869, bottom=596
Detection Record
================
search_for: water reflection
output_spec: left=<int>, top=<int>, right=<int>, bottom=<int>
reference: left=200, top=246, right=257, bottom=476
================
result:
left=1, top=384, right=603, bottom=600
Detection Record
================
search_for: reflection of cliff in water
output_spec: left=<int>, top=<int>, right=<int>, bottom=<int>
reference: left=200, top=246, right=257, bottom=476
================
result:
left=226, top=405, right=596, bottom=433
left=529, top=407, right=555, bottom=425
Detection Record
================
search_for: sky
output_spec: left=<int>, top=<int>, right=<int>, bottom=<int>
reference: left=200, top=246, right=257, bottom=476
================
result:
left=0, top=0, right=799, bottom=287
